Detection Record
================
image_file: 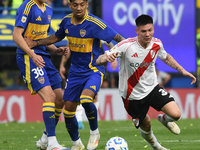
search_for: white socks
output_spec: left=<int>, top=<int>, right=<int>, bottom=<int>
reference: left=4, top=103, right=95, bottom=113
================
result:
left=41, top=133, right=48, bottom=143
left=90, top=128, right=99, bottom=135
left=140, top=128, right=161, bottom=150
left=161, top=114, right=175, bottom=125
left=48, top=136, right=59, bottom=147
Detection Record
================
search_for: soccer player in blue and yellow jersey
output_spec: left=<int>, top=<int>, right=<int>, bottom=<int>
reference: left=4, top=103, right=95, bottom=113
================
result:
left=24, top=0, right=125, bottom=149
left=12, top=0, right=70, bottom=150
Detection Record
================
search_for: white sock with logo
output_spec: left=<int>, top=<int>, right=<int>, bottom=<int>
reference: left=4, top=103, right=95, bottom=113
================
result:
left=139, top=127, right=161, bottom=149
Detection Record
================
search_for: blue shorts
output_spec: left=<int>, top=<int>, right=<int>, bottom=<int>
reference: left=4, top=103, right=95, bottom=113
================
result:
left=16, top=54, right=62, bottom=95
left=63, top=71, right=103, bottom=103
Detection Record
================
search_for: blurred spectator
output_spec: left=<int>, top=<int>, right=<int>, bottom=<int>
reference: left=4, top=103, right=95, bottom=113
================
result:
left=2, top=0, right=24, bottom=15
left=6, top=76, right=27, bottom=90
left=52, top=0, right=69, bottom=17
left=101, top=79, right=109, bottom=88
left=53, top=0, right=68, bottom=7
left=102, top=40, right=119, bottom=88
left=0, top=0, right=6, bottom=14
left=46, top=0, right=53, bottom=7
left=156, top=64, right=171, bottom=87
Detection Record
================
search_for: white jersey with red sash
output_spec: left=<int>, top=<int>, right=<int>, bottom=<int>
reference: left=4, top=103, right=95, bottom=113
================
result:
left=106, top=37, right=167, bottom=100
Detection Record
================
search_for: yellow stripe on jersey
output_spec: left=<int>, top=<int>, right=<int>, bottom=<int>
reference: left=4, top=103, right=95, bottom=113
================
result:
left=86, top=15, right=107, bottom=30
left=23, top=0, right=35, bottom=16
left=68, top=37, right=93, bottom=53
left=24, top=54, right=36, bottom=95
left=24, top=23, right=49, bottom=40
left=88, top=53, right=99, bottom=73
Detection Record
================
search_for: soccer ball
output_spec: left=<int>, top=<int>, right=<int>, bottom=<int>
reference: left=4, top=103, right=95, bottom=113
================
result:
left=105, top=137, right=128, bottom=150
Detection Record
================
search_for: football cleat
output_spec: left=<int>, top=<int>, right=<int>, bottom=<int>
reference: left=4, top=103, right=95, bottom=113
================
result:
left=47, top=145, right=70, bottom=150
left=36, top=139, right=47, bottom=150
left=78, top=121, right=85, bottom=129
left=71, top=138, right=84, bottom=150
left=87, top=133, right=100, bottom=150
left=157, top=114, right=180, bottom=135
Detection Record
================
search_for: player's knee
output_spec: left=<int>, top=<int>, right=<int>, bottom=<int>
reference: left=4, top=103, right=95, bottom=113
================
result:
left=172, top=110, right=181, bottom=121
left=82, top=102, right=96, bottom=112
left=46, top=91, right=56, bottom=103
left=55, top=95, right=64, bottom=108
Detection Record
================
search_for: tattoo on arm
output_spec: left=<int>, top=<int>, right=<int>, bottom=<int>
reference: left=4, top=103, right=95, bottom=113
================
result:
left=37, top=34, right=57, bottom=46
left=98, top=55, right=107, bottom=65
left=163, top=54, right=184, bottom=73
left=114, top=34, right=125, bottom=43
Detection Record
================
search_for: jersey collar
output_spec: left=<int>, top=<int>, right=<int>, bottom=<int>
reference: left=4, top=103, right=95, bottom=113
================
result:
left=33, top=0, right=46, bottom=12
left=71, top=12, right=88, bottom=25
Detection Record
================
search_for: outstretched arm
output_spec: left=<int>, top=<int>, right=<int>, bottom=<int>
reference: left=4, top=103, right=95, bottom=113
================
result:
left=96, top=52, right=119, bottom=66
left=162, top=53, right=196, bottom=85
left=113, top=33, right=125, bottom=43
left=24, top=34, right=62, bottom=48
left=46, top=44, right=69, bottom=56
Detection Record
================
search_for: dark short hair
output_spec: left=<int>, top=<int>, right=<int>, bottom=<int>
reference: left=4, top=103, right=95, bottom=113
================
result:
left=69, top=0, right=88, bottom=2
left=135, top=14, right=153, bottom=26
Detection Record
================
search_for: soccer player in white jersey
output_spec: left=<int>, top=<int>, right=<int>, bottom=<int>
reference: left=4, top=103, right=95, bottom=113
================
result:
left=96, top=14, right=196, bottom=150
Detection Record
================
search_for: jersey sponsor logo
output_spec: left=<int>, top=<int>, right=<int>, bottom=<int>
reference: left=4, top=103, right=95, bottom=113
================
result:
left=36, top=16, right=41, bottom=21
left=90, top=85, right=96, bottom=91
left=38, top=77, right=45, bottom=84
left=68, top=37, right=93, bottom=53
left=69, top=42, right=86, bottom=48
left=31, top=30, right=47, bottom=36
left=80, top=29, right=86, bottom=37
left=130, top=61, right=154, bottom=68
left=21, top=16, right=27, bottom=23
left=131, top=53, right=138, bottom=57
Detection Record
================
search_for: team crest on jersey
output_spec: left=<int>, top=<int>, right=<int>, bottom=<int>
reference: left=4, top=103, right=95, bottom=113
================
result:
left=38, top=77, right=45, bottom=84
left=48, top=15, right=51, bottom=23
left=21, top=16, right=27, bottom=23
left=80, top=29, right=86, bottom=37
left=150, top=49, right=156, bottom=58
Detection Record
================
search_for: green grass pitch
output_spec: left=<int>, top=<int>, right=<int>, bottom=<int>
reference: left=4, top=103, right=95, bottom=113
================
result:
left=0, top=119, right=200, bottom=150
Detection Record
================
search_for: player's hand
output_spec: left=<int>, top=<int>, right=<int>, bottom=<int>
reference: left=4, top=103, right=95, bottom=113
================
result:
left=24, top=36, right=37, bottom=48
left=107, top=52, right=118, bottom=63
left=55, top=47, right=69, bottom=55
left=32, top=53, right=45, bottom=68
left=59, top=65, right=66, bottom=80
left=182, top=70, right=196, bottom=85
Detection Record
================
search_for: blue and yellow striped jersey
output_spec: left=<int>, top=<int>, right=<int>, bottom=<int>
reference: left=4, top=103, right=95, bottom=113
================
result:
left=55, top=12, right=117, bottom=75
left=15, top=0, right=53, bottom=56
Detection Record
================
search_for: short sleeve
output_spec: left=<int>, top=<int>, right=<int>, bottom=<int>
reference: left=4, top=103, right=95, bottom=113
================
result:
left=157, top=41, right=167, bottom=60
left=14, top=4, right=30, bottom=29
left=92, top=19, right=117, bottom=44
left=55, top=19, right=66, bottom=40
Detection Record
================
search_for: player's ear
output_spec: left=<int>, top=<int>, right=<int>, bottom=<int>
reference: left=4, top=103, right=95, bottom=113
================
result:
left=135, top=28, right=138, bottom=35
left=68, top=2, right=72, bottom=9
